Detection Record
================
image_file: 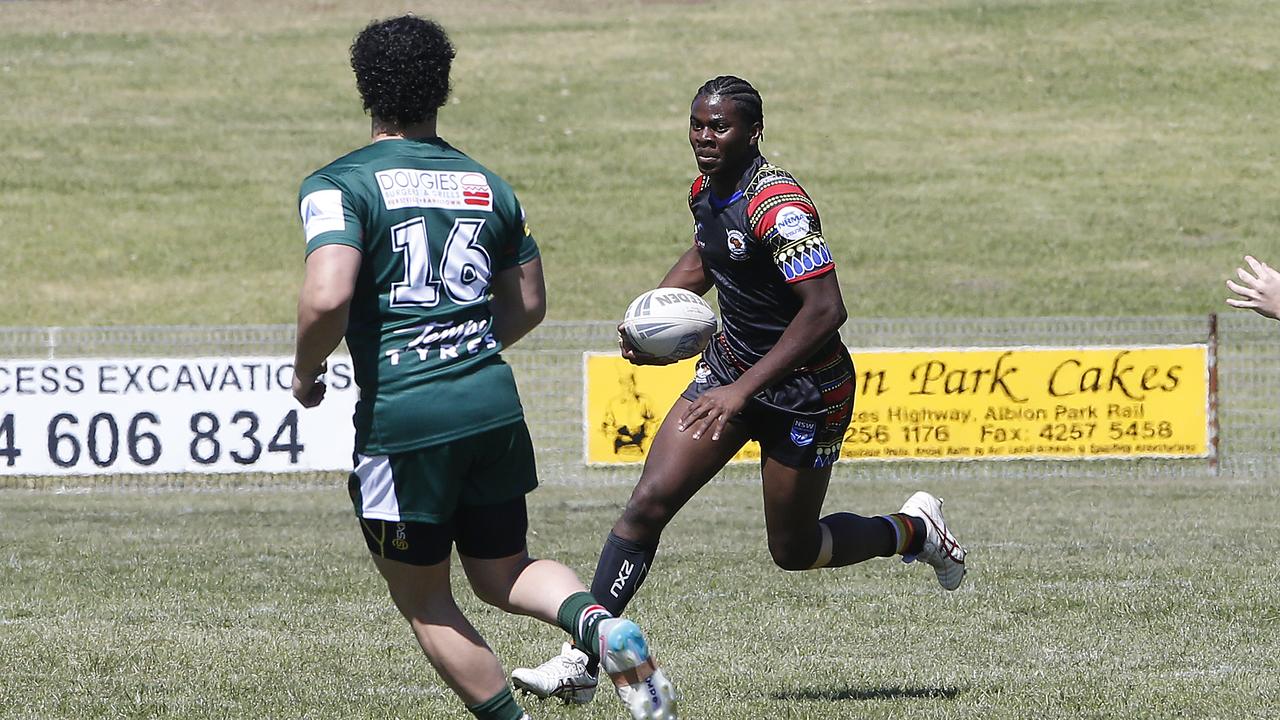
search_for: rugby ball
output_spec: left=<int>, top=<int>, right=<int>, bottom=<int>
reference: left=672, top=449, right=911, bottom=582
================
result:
left=620, top=288, right=718, bottom=361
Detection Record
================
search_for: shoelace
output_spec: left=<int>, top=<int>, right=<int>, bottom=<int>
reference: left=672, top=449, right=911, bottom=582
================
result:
left=540, top=654, right=586, bottom=677
left=921, top=511, right=963, bottom=563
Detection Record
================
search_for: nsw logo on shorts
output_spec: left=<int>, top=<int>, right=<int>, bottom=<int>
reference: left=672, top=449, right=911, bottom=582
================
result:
left=789, top=419, right=817, bottom=447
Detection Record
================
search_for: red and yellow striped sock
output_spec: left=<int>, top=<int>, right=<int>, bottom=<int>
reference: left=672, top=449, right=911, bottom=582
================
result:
left=879, top=513, right=923, bottom=556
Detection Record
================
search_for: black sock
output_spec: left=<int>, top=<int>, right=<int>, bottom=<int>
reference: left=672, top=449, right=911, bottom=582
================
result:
left=584, top=532, right=657, bottom=677
left=589, top=532, right=658, bottom=616
left=819, top=512, right=898, bottom=565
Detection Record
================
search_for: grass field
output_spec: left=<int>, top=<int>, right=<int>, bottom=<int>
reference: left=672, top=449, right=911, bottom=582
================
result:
left=4, top=1, right=1280, bottom=718
left=2, top=0, right=1279, bottom=326
left=3, top=476, right=1279, bottom=719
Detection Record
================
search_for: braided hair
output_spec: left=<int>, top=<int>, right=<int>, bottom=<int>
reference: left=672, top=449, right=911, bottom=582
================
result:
left=694, top=75, right=764, bottom=129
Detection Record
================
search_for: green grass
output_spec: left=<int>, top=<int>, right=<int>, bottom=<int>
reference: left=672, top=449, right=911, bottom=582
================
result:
left=3, top=2, right=1279, bottom=718
left=2, top=475, right=1278, bottom=719
left=2, top=0, right=1278, bottom=325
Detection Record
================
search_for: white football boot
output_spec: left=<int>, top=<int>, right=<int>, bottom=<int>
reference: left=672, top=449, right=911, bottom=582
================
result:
left=899, top=491, right=967, bottom=591
left=597, top=618, right=679, bottom=720
left=511, top=642, right=598, bottom=705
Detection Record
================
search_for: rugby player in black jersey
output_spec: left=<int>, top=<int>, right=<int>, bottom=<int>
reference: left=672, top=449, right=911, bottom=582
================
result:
left=513, top=76, right=968, bottom=705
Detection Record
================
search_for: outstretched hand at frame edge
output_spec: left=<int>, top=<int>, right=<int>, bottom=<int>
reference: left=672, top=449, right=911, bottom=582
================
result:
left=1226, top=255, right=1280, bottom=322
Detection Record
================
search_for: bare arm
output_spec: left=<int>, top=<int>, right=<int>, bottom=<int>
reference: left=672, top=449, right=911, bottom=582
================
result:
left=490, top=256, right=547, bottom=347
left=727, top=270, right=846, bottom=396
left=680, top=270, right=848, bottom=440
left=658, top=246, right=714, bottom=295
left=292, top=244, right=361, bottom=407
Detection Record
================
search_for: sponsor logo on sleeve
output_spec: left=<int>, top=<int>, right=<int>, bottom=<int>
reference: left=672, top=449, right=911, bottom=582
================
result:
left=775, top=206, right=811, bottom=241
left=300, top=189, right=346, bottom=241
left=375, top=169, right=493, bottom=211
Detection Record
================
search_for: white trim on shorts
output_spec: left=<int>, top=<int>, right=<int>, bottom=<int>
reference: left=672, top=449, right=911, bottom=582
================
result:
left=354, top=453, right=401, bottom=521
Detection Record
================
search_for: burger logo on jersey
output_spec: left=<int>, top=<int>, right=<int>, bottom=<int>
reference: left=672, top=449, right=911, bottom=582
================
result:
left=726, top=230, right=749, bottom=261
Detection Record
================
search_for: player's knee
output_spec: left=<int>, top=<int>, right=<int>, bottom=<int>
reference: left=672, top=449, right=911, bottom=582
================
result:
left=468, top=579, right=513, bottom=611
left=462, top=563, right=524, bottom=612
left=390, top=592, right=447, bottom=625
left=768, top=536, right=818, bottom=571
left=617, top=495, right=672, bottom=542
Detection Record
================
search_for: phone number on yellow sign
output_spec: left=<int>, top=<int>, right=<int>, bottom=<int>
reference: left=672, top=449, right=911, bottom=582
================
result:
left=582, top=346, right=1210, bottom=464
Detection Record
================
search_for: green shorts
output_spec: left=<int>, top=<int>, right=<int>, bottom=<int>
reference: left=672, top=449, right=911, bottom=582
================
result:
left=347, top=420, right=539, bottom=524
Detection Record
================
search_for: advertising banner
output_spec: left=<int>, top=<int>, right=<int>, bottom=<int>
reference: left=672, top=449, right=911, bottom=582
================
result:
left=0, top=357, right=357, bottom=475
left=584, top=346, right=1210, bottom=465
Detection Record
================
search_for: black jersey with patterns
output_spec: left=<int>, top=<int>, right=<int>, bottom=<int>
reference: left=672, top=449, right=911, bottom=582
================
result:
left=686, top=156, right=853, bottom=468
left=688, top=155, right=843, bottom=370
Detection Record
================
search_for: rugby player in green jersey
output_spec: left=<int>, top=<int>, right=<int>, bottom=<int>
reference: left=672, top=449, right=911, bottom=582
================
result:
left=289, top=16, right=677, bottom=720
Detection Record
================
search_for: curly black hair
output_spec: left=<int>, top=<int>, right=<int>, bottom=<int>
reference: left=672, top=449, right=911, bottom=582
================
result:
left=350, top=15, right=456, bottom=127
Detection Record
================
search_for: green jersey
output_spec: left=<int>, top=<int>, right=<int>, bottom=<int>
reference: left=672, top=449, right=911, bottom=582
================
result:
left=298, top=137, right=539, bottom=454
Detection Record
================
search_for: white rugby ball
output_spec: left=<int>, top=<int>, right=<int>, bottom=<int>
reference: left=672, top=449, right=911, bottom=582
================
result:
left=620, top=288, right=718, bottom=361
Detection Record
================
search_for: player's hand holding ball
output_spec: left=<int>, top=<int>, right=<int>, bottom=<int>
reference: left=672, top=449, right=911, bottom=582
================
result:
left=618, top=288, right=718, bottom=365
left=618, top=327, right=679, bottom=366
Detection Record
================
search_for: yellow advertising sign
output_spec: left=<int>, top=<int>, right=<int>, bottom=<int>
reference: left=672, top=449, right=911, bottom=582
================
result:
left=583, top=346, right=1210, bottom=465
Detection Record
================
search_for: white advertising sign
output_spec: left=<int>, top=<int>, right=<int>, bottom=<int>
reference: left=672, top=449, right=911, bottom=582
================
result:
left=0, top=357, right=357, bottom=476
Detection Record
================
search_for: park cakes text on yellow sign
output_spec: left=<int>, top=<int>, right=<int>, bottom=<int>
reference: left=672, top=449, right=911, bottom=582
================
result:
left=583, top=346, right=1210, bottom=465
